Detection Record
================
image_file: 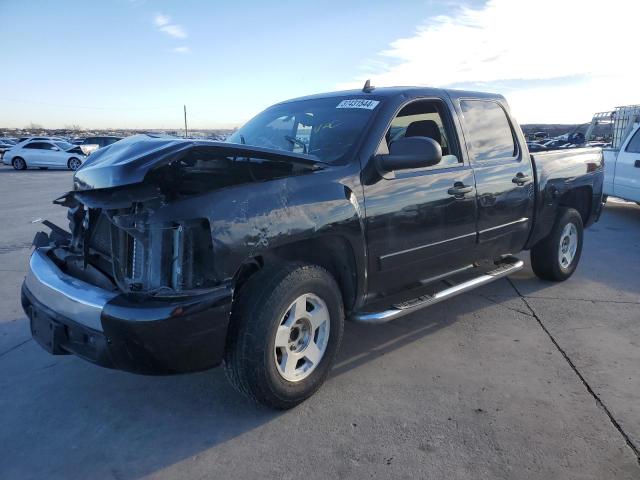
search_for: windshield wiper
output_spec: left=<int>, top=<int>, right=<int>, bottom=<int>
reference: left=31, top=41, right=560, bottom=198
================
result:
left=284, top=135, right=307, bottom=154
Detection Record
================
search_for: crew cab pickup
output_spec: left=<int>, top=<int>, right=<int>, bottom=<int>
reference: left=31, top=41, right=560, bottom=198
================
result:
left=22, top=86, right=604, bottom=409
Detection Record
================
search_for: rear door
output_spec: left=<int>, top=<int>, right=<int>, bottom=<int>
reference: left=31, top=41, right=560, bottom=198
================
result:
left=456, top=98, right=535, bottom=258
left=614, top=125, right=640, bottom=202
left=21, top=142, right=47, bottom=166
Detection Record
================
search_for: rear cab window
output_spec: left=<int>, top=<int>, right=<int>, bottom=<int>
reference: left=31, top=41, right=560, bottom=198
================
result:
left=460, top=100, right=518, bottom=162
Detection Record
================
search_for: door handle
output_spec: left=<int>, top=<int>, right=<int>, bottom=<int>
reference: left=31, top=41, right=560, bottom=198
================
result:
left=447, top=184, right=474, bottom=197
left=512, top=173, right=531, bottom=185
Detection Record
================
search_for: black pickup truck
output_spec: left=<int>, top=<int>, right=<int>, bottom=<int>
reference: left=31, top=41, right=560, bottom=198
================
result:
left=22, top=86, right=604, bottom=408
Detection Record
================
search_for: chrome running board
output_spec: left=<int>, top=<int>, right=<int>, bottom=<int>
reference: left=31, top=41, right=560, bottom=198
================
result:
left=352, top=257, right=524, bottom=324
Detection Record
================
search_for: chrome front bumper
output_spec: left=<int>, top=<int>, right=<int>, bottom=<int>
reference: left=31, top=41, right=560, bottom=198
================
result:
left=24, top=248, right=117, bottom=332
left=23, top=247, right=234, bottom=374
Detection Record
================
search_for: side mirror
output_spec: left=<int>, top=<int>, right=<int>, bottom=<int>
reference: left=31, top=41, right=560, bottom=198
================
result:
left=51, top=146, right=60, bottom=151
left=376, top=136, right=442, bottom=172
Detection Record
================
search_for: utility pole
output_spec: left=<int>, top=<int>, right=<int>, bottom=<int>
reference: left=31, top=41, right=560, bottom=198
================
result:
left=184, top=105, right=188, bottom=138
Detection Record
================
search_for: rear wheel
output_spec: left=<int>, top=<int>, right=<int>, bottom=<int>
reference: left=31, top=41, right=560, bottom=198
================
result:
left=12, top=157, right=26, bottom=170
left=67, top=157, right=82, bottom=171
left=224, top=262, right=344, bottom=409
left=531, top=207, right=583, bottom=281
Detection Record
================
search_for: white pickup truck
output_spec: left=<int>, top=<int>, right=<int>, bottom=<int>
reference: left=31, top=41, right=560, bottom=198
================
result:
left=603, top=123, right=640, bottom=204
left=588, top=106, right=640, bottom=204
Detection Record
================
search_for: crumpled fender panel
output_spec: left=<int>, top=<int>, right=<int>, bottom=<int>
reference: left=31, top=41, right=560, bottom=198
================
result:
left=141, top=166, right=368, bottom=304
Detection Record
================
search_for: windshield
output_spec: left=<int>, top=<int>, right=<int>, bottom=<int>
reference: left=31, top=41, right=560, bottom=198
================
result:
left=228, top=96, right=382, bottom=164
left=54, top=141, right=73, bottom=150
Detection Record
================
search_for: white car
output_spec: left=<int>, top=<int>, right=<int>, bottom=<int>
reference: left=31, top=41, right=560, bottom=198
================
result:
left=2, top=139, right=86, bottom=171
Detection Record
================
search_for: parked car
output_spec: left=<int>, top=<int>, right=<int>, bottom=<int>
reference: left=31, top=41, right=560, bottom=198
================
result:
left=17, top=136, right=66, bottom=144
left=3, top=139, right=86, bottom=170
left=0, top=138, right=17, bottom=159
left=603, top=123, right=640, bottom=204
left=526, top=141, right=548, bottom=152
left=79, top=136, right=123, bottom=155
left=22, top=86, right=603, bottom=409
left=543, top=139, right=570, bottom=149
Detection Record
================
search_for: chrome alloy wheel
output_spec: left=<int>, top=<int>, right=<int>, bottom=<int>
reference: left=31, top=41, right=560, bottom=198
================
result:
left=12, top=158, right=25, bottom=170
left=68, top=158, right=82, bottom=170
left=558, top=223, right=578, bottom=269
left=274, top=293, right=330, bottom=382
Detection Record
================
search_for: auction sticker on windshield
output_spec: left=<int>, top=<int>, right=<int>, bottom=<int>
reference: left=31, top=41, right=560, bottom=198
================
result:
left=336, top=99, right=380, bottom=110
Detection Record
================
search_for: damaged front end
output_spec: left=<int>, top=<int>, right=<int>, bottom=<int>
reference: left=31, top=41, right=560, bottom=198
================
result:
left=22, top=135, right=324, bottom=374
left=43, top=135, right=324, bottom=298
left=51, top=192, right=217, bottom=297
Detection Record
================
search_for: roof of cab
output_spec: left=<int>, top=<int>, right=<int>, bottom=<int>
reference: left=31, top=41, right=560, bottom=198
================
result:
left=277, top=86, right=505, bottom=105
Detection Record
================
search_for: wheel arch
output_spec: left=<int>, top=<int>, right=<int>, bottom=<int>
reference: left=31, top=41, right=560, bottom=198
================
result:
left=232, top=235, right=359, bottom=314
left=558, top=185, right=592, bottom=226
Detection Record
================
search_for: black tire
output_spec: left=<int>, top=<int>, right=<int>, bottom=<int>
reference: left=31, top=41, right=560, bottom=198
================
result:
left=67, top=157, right=82, bottom=171
left=224, top=262, right=344, bottom=409
left=531, top=207, right=583, bottom=281
left=12, top=157, right=26, bottom=170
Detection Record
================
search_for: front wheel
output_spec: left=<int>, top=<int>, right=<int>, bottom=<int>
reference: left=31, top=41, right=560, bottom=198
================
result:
left=67, top=157, right=82, bottom=171
left=531, top=207, right=584, bottom=281
left=224, top=262, right=344, bottom=409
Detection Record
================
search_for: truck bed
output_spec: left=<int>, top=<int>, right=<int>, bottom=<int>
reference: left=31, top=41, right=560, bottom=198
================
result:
left=526, top=147, right=604, bottom=248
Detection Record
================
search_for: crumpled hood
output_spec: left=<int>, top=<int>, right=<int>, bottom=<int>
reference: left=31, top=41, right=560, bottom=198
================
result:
left=73, top=134, right=324, bottom=191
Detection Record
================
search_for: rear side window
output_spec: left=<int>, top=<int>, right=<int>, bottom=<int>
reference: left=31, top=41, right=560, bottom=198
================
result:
left=625, top=128, right=640, bottom=153
left=460, top=100, right=517, bottom=161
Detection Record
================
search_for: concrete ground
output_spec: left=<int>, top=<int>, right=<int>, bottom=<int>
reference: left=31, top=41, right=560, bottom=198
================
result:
left=0, top=168, right=638, bottom=480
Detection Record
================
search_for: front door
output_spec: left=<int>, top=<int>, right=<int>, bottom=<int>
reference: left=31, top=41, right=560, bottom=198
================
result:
left=364, top=98, right=478, bottom=299
left=40, top=142, right=62, bottom=167
left=614, top=125, right=640, bottom=202
left=456, top=98, right=535, bottom=259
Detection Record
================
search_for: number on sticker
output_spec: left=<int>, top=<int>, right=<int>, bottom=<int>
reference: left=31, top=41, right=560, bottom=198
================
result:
left=336, top=99, right=380, bottom=110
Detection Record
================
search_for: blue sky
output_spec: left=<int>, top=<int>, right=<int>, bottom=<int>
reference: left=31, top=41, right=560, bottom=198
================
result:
left=0, top=0, right=636, bottom=129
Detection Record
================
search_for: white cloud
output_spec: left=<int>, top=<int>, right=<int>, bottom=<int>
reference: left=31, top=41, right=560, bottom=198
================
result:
left=153, top=13, right=170, bottom=27
left=342, top=0, right=639, bottom=123
left=172, top=46, right=191, bottom=54
left=153, top=12, right=187, bottom=39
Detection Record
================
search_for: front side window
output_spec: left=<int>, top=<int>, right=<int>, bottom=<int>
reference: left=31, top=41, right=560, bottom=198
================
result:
left=228, top=96, right=381, bottom=164
left=625, top=128, right=640, bottom=153
left=460, top=100, right=517, bottom=161
left=383, top=99, right=460, bottom=165
left=24, top=142, right=45, bottom=149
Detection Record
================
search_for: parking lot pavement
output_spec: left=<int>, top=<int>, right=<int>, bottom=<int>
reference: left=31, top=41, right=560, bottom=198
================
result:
left=0, top=169, right=638, bottom=479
